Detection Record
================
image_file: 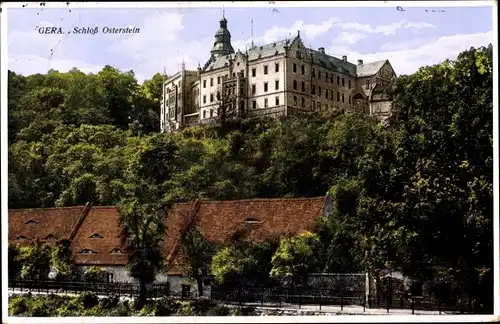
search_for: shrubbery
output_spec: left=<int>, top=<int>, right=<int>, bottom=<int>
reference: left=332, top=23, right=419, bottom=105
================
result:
left=8, top=294, right=249, bottom=316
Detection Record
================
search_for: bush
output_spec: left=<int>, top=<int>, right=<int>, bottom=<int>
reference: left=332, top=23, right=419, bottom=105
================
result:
left=99, top=294, right=120, bottom=309
left=232, top=306, right=256, bottom=316
left=9, top=297, right=27, bottom=316
left=78, top=292, right=99, bottom=309
left=205, top=305, right=231, bottom=316
left=189, top=298, right=219, bottom=315
left=154, top=297, right=181, bottom=316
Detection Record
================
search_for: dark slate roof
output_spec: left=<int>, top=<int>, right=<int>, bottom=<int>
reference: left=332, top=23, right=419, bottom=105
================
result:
left=356, top=60, right=387, bottom=77
left=247, top=39, right=290, bottom=61
left=308, top=49, right=357, bottom=77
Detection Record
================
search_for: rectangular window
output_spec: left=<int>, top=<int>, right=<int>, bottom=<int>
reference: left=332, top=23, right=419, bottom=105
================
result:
left=217, top=76, right=221, bottom=84
left=293, top=63, right=297, bottom=73
left=264, top=82, right=268, bottom=92
left=318, top=71, right=321, bottom=80
left=210, top=94, right=214, bottom=102
left=210, top=78, right=214, bottom=87
left=301, top=82, right=305, bottom=92
left=264, top=65, right=268, bottom=75
left=312, top=85, right=316, bottom=95
left=342, top=78, right=345, bottom=87
left=312, top=69, right=316, bottom=77
left=325, top=89, right=328, bottom=99
left=342, top=93, right=345, bottom=103
left=203, top=80, right=207, bottom=88
left=252, top=84, right=256, bottom=94
left=348, top=80, right=351, bottom=89
left=337, top=76, right=340, bottom=85
left=203, top=110, right=206, bottom=118
left=330, top=74, right=333, bottom=83
left=301, top=97, right=305, bottom=108
left=203, top=95, right=206, bottom=104
left=264, top=98, right=268, bottom=108
left=318, top=86, right=322, bottom=95
left=275, top=80, right=279, bottom=90
left=252, top=100, right=257, bottom=109
left=252, top=68, right=256, bottom=77
left=366, top=80, right=371, bottom=89
left=275, top=63, right=280, bottom=72
left=330, top=90, right=333, bottom=100
left=293, top=96, right=297, bottom=106
left=349, top=96, right=352, bottom=105
left=301, top=65, right=305, bottom=75
left=312, top=101, right=316, bottom=110
left=337, top=92, right=340, bottom=101
left=210, top=109, right=213, bottom=117
left=275, top=96, right=280, bottom=106
left=318, top=102, right=321, bottom=109
left=293, top=80, right=297, bottom=90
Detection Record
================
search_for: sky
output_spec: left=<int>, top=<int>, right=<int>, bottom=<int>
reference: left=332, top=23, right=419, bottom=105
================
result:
left=5, top=2, right=495, bottom=83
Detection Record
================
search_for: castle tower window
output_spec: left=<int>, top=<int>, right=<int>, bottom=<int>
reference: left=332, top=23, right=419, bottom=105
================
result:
left=275, top=63, right=279, bottom=72
left=264, top=82, right=268, bottom=92
left=342, top=93, right=345, bottom=103
left=210, top=78, right=214, bottom=87
left=275, top=80, right=279, bottom=90
left=312, top=85, right=316, bottom=95
left=252, top=84, right=256, bottom=94
left=203, top=95, right=207, bottom=104
left=301, top=65, right=305, bottom=75
left=293, top=63, right=297, bottom=73
left=210, top=94, right=214, bottom=102
left=264, top=65, right=268, bottom=75
left=264, top=98, right=268, bottom=108
left=217, top=76, right=221, bottom=84
left=252, top=68, right=256, bottom=77
left=203, top=80, right=206, bottom=88
left=337, top=76, right=340, bottom=84
left=337, top=92, right=340, bottom=101
left=293, top=80, right=297, bottom=90
left=301, top=82, right=305, bottom=92
left=342, top=78, right=345, bottom=87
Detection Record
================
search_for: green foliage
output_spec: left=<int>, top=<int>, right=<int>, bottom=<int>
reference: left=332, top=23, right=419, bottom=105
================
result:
left=8, top=244, right=22, bottom=279
left=50, top=240, right=72, bottom=280
left=84, top=266, right=107, bottom=283
left=270, top=232, right=320, bottom=284
left=17, top=240, right=53, bottom=280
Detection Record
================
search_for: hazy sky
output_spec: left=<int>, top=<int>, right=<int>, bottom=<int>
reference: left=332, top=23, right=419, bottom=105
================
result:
left=6, top=2, right=494, bottom=83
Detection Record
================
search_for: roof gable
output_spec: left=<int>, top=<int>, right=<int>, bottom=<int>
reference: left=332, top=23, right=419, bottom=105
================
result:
left=356, top=60, right=387, bottom=77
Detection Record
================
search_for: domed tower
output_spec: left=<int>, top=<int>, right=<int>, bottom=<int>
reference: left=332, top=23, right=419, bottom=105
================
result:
left=210, top=14, right=235, bottom=58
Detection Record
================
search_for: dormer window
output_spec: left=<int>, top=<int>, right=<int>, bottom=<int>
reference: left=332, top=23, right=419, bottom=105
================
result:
left=16, top=235, right=29, bottom=240
left=89, top=233, right=104, bottom=239
left=244, top=218, right=261, bottom=225
left=79, top=249, right=96, bottom=254
left=44, top=234, right=56, bottom=240
left=25, top=219, right=39, bottom=225
left=109, top=248, right=123, bottom=254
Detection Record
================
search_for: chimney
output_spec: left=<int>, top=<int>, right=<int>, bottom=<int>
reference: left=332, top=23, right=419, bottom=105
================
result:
left=358, top=59, right=363, bottom=66
left=342, top=55, right=347, bottom=62
left=318, top=47, right=325, bottom=54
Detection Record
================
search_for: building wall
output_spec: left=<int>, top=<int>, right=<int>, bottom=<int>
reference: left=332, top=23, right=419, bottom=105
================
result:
left=200, top=68, right=231, bottom=120
left=285, top=40, right=311, bottom=115
left=247, top=55, right=286, bottom=117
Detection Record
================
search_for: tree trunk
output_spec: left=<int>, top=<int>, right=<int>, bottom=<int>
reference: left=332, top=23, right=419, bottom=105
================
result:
left=197, top=277, right=204, bottom=297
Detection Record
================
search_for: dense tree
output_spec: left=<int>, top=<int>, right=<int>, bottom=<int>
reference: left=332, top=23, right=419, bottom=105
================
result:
left=7, top=45, right=493, bottom=312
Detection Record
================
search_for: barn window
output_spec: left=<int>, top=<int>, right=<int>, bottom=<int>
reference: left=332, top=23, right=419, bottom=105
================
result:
left=79, top=249, right=96, bottom=254
left=109, top=248, right=123, bottom=254
left=16, top=235, right=29, bottom=240
left=25, top=219, right=39, bottom=225
left=89, top=233, right=104, bottom=239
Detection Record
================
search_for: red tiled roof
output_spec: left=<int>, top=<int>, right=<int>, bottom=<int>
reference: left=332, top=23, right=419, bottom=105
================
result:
left=70, top=206, right=127, bottom=266
left=163, top=197, right=326, bottom=275
left=8, top=206, right=85, bottom=244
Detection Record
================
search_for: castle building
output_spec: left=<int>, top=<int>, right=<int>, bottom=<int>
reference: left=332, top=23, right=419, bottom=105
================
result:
left=160, top=15, right=396, bottom=133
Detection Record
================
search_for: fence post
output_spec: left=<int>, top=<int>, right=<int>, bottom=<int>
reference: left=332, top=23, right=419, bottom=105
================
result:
left=341, top=291, right=344, bottom=311
left=411, top=298, right=415, bottom=315
left=298, top=290, right=301, bottom=309
left=363, top=293, right=366, bottom=312
left=261, top=291, right=264, bottom=307
left=439, top=300, right=442, bottom=315
left=386, top=295, right=390, bottom=313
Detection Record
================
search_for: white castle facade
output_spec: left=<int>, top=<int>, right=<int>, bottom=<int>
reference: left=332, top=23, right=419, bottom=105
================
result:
left=160, top=16, right=396, bottom=133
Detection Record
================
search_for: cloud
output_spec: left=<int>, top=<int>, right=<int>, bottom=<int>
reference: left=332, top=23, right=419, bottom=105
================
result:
left=335, top=19, right=436, bottom=36
left=232, top=17, right=340, bottom=52
left=332, top=32, right=368, bottom=45
left=329, top=31, right=493, bottom=76
left=379, top=37, right=435, bottom=51
left=9, top=54, right=104, bottom=76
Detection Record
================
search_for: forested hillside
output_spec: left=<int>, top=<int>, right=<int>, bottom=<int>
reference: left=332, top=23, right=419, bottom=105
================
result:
left=7, top=45, right=494, bottom=312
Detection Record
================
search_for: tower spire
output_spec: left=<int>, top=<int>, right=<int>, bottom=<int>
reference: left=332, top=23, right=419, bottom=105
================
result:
left=251, top=17, right=255, bottom=48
